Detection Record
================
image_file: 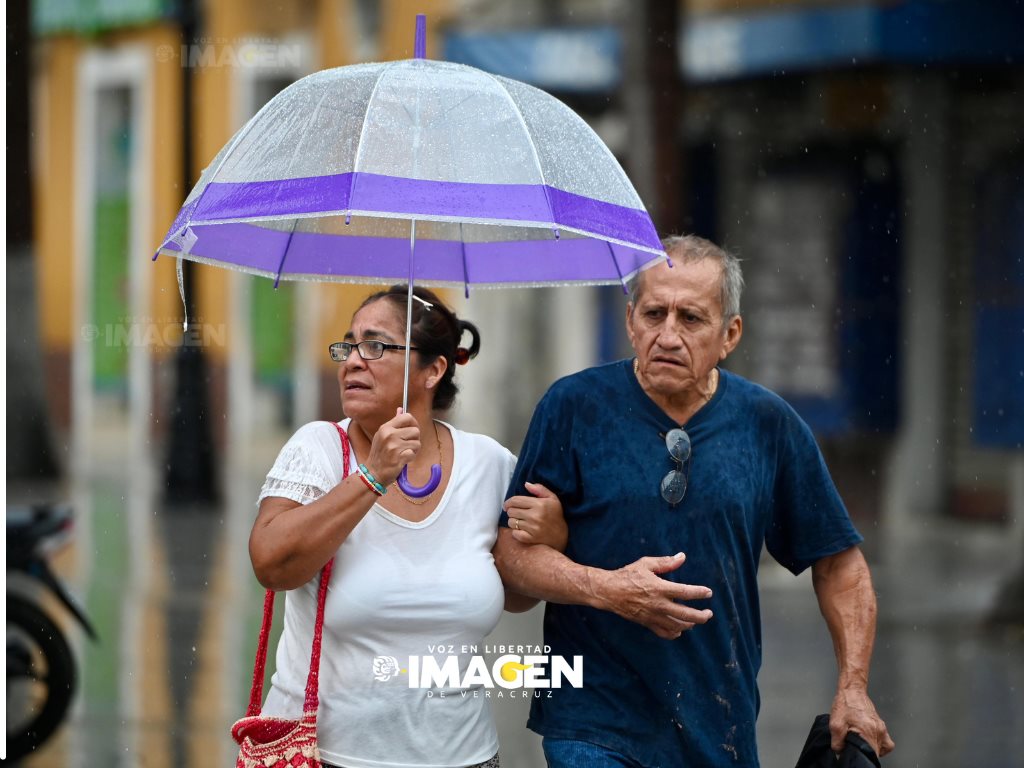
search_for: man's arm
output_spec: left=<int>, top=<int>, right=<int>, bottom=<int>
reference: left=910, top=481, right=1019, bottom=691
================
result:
left=501, top=482, right=568, bottom=613
left=494, top=528, right=714, bottom=640
left=812, top=546, right=895, bottom=757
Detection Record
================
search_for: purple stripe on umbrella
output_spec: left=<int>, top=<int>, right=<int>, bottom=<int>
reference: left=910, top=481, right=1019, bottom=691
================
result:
left=161, top=222, right=295, bottom=274
left=351, top=174, right=553, bottom=225
left=162, top=197, right=200, bottom=244
left=547, top=186, right=662, bottom=251
left=187, top=173, right=661, bottom=251
left=160, top=222, right=658, bottom=284
left=463, top=239, right=648, bottom=283
left=195, top=173, right=354, bottom=221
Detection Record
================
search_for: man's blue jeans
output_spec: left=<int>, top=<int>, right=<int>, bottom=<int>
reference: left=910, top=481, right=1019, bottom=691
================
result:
left=542, top=738, right=645, bottom=768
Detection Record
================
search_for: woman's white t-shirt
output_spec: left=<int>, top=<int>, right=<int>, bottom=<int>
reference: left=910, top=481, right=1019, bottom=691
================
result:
left=256, top=419, right=515, bottom=768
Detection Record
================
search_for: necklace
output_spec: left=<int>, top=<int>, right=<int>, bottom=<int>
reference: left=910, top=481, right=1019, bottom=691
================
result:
left=391, top=421, right=444, bottom=505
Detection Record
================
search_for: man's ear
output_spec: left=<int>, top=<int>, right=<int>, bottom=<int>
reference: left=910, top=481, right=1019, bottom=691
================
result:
left=720, top=315, right=742, bottom=360
left=625, top=302, right=636, bottom=347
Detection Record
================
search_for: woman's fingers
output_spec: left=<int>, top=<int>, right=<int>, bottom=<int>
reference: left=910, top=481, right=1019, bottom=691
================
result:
left=506, top=492, right=568, bottom=551
left=367, top=412, right=422, bottom=483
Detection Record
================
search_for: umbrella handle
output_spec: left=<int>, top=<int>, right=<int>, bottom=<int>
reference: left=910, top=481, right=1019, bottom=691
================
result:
left=397, top=464, right=442, bottom=497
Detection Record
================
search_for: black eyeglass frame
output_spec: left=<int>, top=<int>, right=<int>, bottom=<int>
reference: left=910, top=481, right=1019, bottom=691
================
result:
left=329, top=340, right=419, bottom=362
left=660, top=428, right=692, bottom=506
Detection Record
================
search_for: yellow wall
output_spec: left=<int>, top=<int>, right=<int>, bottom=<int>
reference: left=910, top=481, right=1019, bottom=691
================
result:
left=189, top=0, right=239, bottom=364
left=317, top=0, right=358, bottom=69
left=148, top=24, right=187, bottom=358
left=34, top=25, right=183, bottom=356
left=34, top=36, right=80, bottom=351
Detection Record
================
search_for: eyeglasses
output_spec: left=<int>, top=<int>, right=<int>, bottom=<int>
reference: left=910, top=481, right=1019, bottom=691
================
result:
left=329, top=340, right=419, bottom=362
left=660, top=428, right=692, bottom=506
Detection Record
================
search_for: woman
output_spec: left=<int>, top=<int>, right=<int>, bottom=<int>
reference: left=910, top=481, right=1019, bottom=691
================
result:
left=249, top=285, right=564, bottom=768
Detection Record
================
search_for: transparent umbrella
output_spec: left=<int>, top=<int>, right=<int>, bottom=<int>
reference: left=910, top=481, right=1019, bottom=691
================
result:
left=156, top=16, right=666, bottom=495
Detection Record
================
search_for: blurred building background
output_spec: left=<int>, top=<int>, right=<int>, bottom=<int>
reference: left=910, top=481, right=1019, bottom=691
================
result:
left=8, top=0, right=1024, bottom=766
left=19, top=0, right=1024, bottom=523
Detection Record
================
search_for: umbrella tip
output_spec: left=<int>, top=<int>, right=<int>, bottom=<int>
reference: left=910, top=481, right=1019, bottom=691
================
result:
left=414, top=14, right=427, bottom=59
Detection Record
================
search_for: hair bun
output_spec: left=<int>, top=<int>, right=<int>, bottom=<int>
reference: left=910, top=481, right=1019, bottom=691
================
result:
left=454, top=347, right=471, bottom=365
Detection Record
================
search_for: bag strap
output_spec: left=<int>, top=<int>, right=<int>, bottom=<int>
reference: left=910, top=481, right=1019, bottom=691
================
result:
left=244, top=421, right=351, bottom=718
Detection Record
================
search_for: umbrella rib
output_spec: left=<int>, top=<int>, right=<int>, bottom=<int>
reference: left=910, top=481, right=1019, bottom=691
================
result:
left=403, top=92, right=477, bottom=130
left=460, top=223, right=470, bottom=298
left=606, top=240, right=629, bottom=295
left=273, top=220, right=299, bottom=288
left=284, top=89, right=334, bottom=180
left=483, top=75, right=647, bottom=218
left=179, top=82, right=300, bottom=239
left=348, top=65, right=392, bottom=213
left=477, top=70, right=555, bottom=224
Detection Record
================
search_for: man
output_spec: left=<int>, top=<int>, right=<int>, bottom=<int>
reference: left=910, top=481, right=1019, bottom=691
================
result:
left=495, top=235, right=894, bottom=767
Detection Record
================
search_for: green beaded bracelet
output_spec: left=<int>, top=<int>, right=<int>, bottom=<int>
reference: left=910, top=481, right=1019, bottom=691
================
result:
left=358, top=463, right=387, bottom=496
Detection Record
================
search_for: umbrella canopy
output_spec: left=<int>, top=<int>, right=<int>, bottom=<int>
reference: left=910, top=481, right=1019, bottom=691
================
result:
left=156, top=59, right=665, bottom=290
left=155, top=19, right=666, bottom=496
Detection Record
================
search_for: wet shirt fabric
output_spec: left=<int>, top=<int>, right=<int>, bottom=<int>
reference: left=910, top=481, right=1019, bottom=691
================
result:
left=502, top=360, right=862, bottom=767
left=258, top=419, right=515, bottom=768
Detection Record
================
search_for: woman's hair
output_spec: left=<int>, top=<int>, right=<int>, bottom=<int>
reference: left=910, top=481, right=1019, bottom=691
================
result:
left=358, top=285, right=480, bottom=411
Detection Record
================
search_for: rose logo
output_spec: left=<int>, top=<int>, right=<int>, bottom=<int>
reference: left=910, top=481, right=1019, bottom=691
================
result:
left=372, top=655, right=401, bottom=682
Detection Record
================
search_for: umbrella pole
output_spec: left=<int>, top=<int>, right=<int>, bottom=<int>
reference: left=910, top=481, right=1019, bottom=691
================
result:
left=397, top=219, right=443, bottom=498
left=403, top=220, right=416, bottom=413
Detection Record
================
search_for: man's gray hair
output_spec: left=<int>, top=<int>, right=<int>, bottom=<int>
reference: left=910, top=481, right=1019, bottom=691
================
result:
left=627, top=235, right=744, bottom=320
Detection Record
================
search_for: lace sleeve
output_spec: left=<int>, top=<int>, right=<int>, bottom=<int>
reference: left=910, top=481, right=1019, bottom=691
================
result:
left=256, top=424, right=336, bottom=506
left=257, top=477, right=327, bottom=506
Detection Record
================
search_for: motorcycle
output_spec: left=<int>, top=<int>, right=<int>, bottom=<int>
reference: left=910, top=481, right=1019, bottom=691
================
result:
left=6, top=504, right=97, bottom=760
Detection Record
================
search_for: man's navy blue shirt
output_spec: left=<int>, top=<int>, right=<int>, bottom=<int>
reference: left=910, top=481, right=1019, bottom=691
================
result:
left=502, top=360, right=862, bottom=767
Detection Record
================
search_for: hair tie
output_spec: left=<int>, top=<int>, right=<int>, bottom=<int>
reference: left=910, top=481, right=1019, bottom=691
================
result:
left=454, top=347, right=470, bottom=365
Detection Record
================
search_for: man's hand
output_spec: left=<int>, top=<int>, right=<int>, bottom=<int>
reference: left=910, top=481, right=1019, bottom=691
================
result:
left=493, top=534, right=712, bottom=634
left=812, top=546, right=894, bottom=758
left=830, top=686, right=895, bottom=757
left=503, top=482, right=568, bottom=551
left=592, top=553, right=713, bottom=640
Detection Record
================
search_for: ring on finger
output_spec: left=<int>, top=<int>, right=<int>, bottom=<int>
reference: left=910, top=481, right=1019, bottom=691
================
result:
left=512, top=518, right=520, bottom=530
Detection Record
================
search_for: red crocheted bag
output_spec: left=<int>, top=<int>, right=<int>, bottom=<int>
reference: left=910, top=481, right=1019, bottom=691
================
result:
left=232, top=422, right=350, bottom=768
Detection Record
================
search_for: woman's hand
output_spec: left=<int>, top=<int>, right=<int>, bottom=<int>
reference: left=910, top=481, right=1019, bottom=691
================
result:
left=365, top=408, right=421, bottom=486
left=503, top=482, right=568, bottom=552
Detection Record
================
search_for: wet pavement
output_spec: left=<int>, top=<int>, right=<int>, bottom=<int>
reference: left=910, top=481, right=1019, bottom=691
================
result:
left=7, top=440, right=1024, bottom=768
